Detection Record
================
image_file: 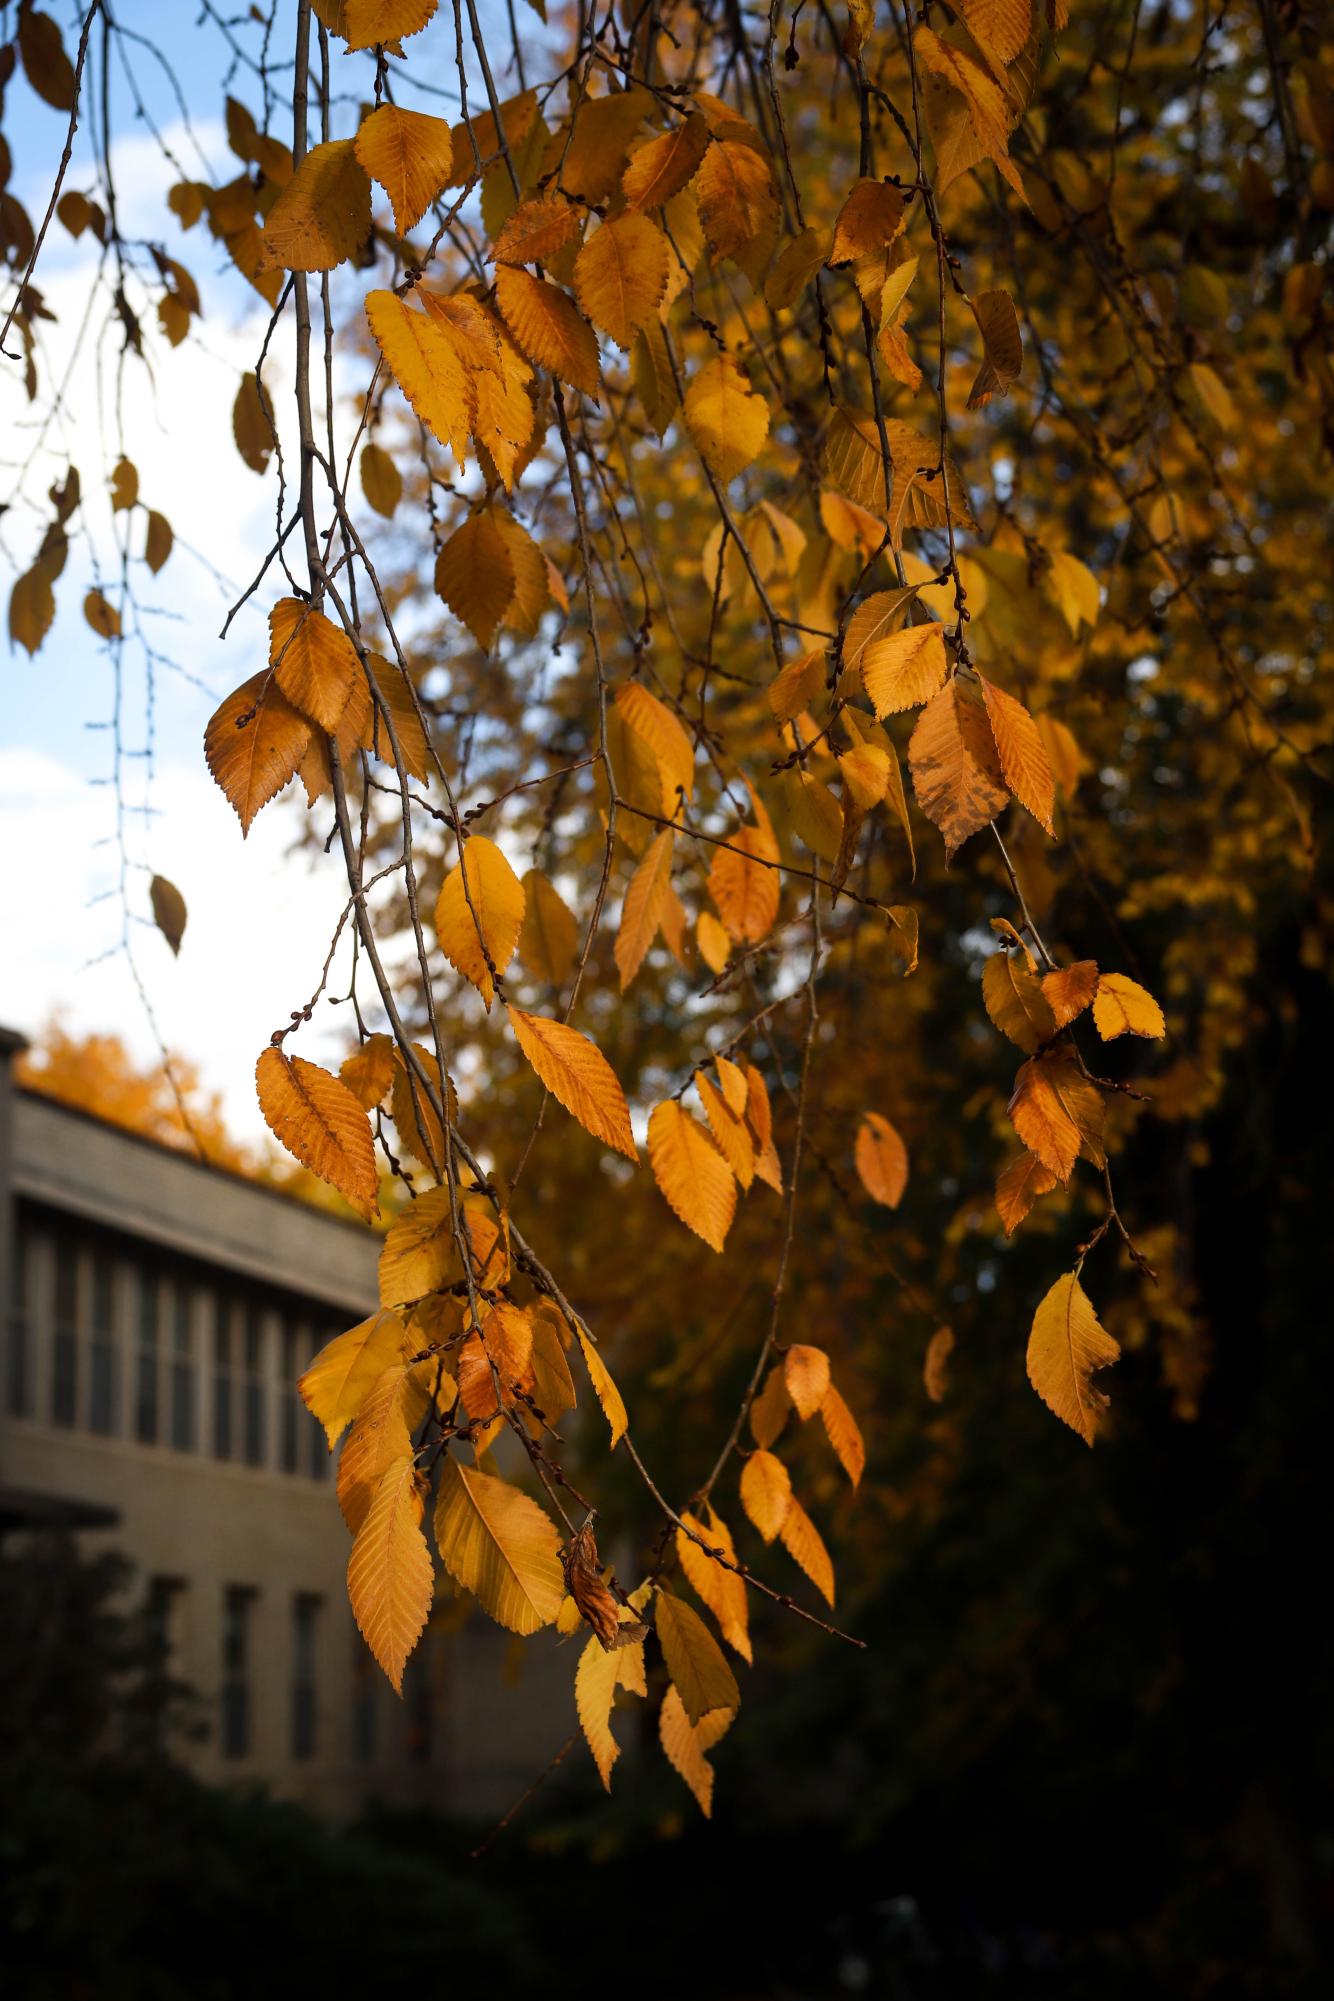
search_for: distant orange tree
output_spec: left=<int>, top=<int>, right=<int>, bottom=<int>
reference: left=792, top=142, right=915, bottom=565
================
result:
left=3, top=0, right=1330, bottom=1810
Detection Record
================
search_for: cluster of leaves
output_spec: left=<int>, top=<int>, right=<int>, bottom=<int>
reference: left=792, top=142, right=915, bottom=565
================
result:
left=3, top=0, right=1331, bottom=1813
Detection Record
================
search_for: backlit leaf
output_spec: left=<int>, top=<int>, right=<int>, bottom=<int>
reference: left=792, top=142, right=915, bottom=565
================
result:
left=258, top=139, right=371, bottom=271
left=256, top=1046, right=379, bottom=1217
left=855, top=1111, right=909, bottom=1208
left=655, top=1587, right=740, bottom=1723
left=204, top=671, right=310, bottom=834
left=435, top=834, right=525, bottom=1007
left=1027, top=1272, right=1120, bottom=1445
left=648, top=1100, right=736, bottom=1252
left=509, top=1010, right=638, bottom=1160
left=784, top=1343, right=831, bottom=1421
left=433, top=1456, right=565, bottom=1635
left=1093, top=972, right=1167, bottom=1041
left=347, top=1453, right=433, bottom=1693
left=740, top=1448, right=791, bottom=1543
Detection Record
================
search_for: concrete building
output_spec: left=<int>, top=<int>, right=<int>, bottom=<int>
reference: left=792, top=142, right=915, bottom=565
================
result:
left=0, top=1025, right=565, bottom=1819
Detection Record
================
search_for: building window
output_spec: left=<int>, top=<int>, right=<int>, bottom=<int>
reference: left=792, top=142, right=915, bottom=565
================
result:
left=281, top=1322, right=304, bottom=1474
left=242, top=1302, right=265, bottom=1468
left=352, top=1626, right=377, bottom=1764
left=89, top=1248, right=117, bottom=1435
left=140, top=1576, right=185, bottom=1754
left=170, top=1280, right=194, bottom=1452
left=212, top=1301, right=234, bottom=1461
left=221, top=1585, right=255, bottom=1759
left=6, top=1218, right=29, bottom=1418
left=51, top=1233, right=79, bottom=1427
left=405, top=1638, right=433, bottom=1766
left=291, top=1593, right=320, bottom=1761
left=136, top=1267, right=160, bottom=1444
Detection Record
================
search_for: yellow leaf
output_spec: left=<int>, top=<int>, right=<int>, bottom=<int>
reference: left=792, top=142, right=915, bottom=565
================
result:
left=269, top=597, right=368, bottom=739
left=750, top=1364, right=791, bottom=1449
left=337, top=1359, right=438, bottom=1534
left=1008, top=1053, right=1106, bottom=1183
left=695, top=1072, right=755, bottom=1190
left=576, top=1627, right=644, bottom=1789
left=509, top=1009, right=638, bottom=1160
left=923, top=1325, right=955, bottom=1403
left=529, top=1304, right=577, bottom=1423
left=573, top=213, right=669, bottom=350
left=842, top=587, right=919, bottom=679
left=1046, top=550, right=1101, bottom=635
left=1027, top=1272, right=1120, bottom=1445
left=740, top=1448, right=791, bottom=1542
left=820, top=1382, right=865, bottom=1487
left=258, top=139, right=370, bottom=271
left=615, top=681, right=696, bottom=813
left=492, top=190, right=581, bottom=265
left=319, top=1, right=439, bottom=51
left=957, top=0, right=1033, bottom=65
left=623, top=112, right=711, bottom=211
left=648, top=1100, right=736, bottom=1252
left=854, top=1111, right=908, bottom=1208
left=696, top=910, right=731, bottom=974
left=784, top=1344, right=831, bottom=1421
left=255, top=1046, right=378, bottom=1217
left=354, top=102, right=453, bottom=234
left=685, top=355, right=769, bottom=483
left=695, top=139, right=778, bottom=261
left=908, top=676, right=1008, bottom=858
left=365, top=653, right=432, bottom=780
left=1042, top=959, right=1100, bottom=1029
left=779, top=1494, right=835, bottom=1605
left=659, top=1682, right=733, bottom=1815
left=434, top=509, right=516, bottom=650
left=676, top=1508, right=751, bottom=1662
left=709, top=824, right=780, bottom=944
left=494, top=265, right=600, bottom=397
left=745, top=1064, right=783, bottom=1194
left=915, top=26, right=1027, bottom=202
left=1093, top=973, right=1167, bottom=1041
left=863, top=623, right=948, bottom=716
left=769, top=648, right=826, bottom=723
left=764, top=225, right=828, bottom=310
left=982, top=950, right=1057, bottom=1052
left=379, top=1188, right=464, bottom=1306
left=615, top=827, right=674, bottom=990
left=572, top=1321, right=629, bottom=1448
left=360, top=441, right=402, bottom=519
left=996, top=1150, right=1059, bottom=1235
left=433, top=1456, right=565, bottom=1634
left=979, top=676, right=1055, bottom=833
left=300, top=1309, right=410, bottom=1448
left=967, top=288, right=1024, bottom=409
left=340, top=1033, right=397, bottom=1111
left=435, top=835, right=525, bottom=1008
left=830, top=177, right=906, bottom=265
left=348, top=1453, right=433, bottom=1693
left=204, top=671, right=311, bottom=834
left=655, top=1587, right=740, bottom=1724
left=519, top=869, right=581, bottom=986
left=366, top=289, right=474, bottom=469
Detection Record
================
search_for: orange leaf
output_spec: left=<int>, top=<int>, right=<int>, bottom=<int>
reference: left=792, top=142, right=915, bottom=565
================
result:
left=854, top=1111, right=908, bottom=1208
left=509, top=1010, right=638, bottom=1160
left=255, top=1047, right=378, bottom=1217
left=648, top=1100, right=736, bottom=1252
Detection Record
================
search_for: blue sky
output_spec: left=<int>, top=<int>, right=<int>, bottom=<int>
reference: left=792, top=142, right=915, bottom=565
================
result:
left=0, top=1, right=506, bottom=1129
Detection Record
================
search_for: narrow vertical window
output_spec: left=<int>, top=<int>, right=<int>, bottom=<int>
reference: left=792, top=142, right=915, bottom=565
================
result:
left=352, top=1624, right=377, bottom=1764
left=169, top=1279, right=195, bottom=1451
left=281, top=1322, right=303, bottom=1473
left=220, top=1585, right=255, bottom=1760
left=242, top=1301, right=265, bottom=1467
left=51, top=1233, right=79, bottom=1428
left=212, top=1299, right=233, bottom=1461
left=291, top=1593, right=320, bottom=1761
left=5, top=1215, right=29, bottom=1418
left=142, top=1576, right=184, bottom=1754
left=88, top=1247, right=116, bottom=1435
left=136, top=1266, right=160, bottom=1444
